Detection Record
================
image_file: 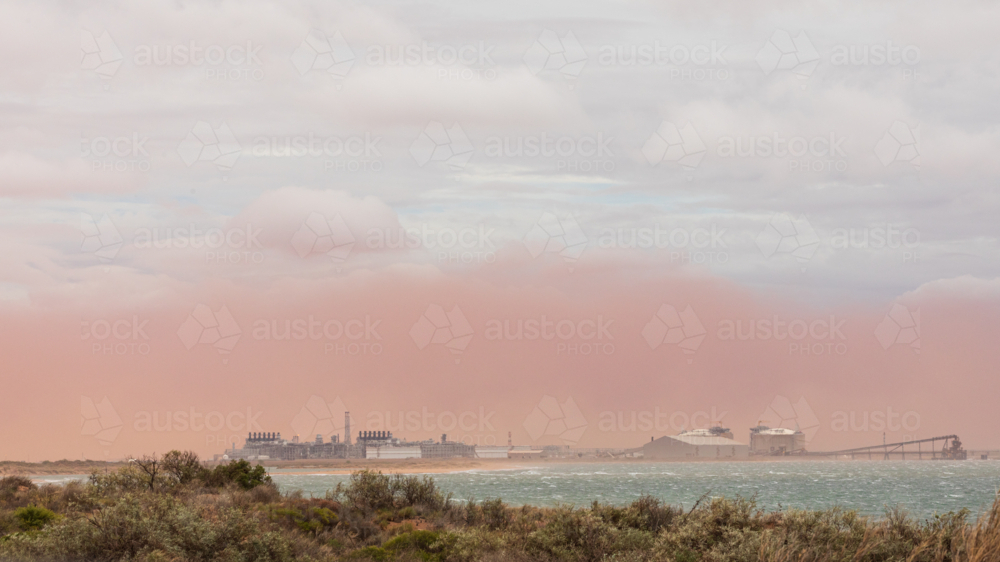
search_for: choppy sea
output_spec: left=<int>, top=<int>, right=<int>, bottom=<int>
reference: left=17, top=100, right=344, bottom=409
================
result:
left=38, top=460, right=1000, bottom=519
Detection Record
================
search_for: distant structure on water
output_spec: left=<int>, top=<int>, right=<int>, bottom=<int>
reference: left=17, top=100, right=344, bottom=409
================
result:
left=749, top=425, right=806, bottom=455
left=222, top=430, right=526, bottom=460
left=642, top=427, right=749, bottom=459
left=218, top=420, right=967, bottom=462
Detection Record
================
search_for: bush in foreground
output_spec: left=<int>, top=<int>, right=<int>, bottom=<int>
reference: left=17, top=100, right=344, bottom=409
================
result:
left=2, top=456, right=1000, bottom=561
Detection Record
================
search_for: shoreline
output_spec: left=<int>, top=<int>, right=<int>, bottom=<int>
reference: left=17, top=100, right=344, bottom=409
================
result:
left=6, top=454, right=987, bottom=477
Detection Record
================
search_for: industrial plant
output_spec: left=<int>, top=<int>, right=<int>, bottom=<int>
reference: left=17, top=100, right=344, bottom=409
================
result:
left=221, top=412, right=520, bottom=460
left=223, top=430, right=518, bottom=461
left=637, top=425, right=967, bottom=461
left=219, top=413, right=967, bottom=462
left=642, top=427, right=748, bottom=459
left=750, top=425, right=806, bottom=455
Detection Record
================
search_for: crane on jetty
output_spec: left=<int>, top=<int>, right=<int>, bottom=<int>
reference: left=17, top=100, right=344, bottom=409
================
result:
left=806, top=434, right=966, bottom=460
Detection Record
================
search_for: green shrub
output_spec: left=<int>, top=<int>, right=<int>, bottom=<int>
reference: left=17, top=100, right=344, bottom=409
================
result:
left=270, top=503, right=339, bottom=537
left=4, top=468, right=1000, bottom=562
left=13, top=505, right=57, bottom=531
left=0, top=493, right=297, bottom=561
left=343, top=470, right=395, bottom=512
left=88, top=465, right=170, bottom=496
left=0, top=476, right=36, bottom=501
left=348, top=545, right=392, bottom=561
left=338, top=470, right=450, bottom=514
left=205, top=459, right=272, bottom=490
left=160, top=450, right=204, bottom=484
left=529, top=508, right=622, bottom=562
left=383, top=529, right=441, bottom=551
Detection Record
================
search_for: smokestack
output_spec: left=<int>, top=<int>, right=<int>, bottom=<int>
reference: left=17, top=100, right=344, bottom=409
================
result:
left=345, top=412, right=352, bottom=445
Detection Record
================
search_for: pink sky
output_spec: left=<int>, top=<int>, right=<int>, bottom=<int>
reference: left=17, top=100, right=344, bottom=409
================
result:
left=2, top=243, right=998, bottom=460
left=1, top=0, right=999, bottom=461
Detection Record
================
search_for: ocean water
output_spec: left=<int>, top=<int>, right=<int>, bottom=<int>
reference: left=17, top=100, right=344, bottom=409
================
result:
left=270, top=461, right=1000, bottom=519
left=35, top=460, right=1000, bottom=519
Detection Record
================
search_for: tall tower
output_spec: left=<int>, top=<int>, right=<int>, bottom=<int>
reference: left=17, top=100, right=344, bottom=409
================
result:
left=345, top=411, right=352, bottom=445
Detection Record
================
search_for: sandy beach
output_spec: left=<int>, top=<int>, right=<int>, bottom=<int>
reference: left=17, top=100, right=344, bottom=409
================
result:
left=0, top=460, right=125, bottom=476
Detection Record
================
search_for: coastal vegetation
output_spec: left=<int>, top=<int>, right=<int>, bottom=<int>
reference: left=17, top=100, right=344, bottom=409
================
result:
left=1, top=452, right=999, bottom=561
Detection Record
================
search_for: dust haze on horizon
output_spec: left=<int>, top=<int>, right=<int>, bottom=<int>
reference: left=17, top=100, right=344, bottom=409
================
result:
left=1, top=0, right=999, bottom=462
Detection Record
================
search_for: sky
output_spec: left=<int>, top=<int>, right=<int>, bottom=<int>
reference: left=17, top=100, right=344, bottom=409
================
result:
left=1, top=0, right=999, bottom=461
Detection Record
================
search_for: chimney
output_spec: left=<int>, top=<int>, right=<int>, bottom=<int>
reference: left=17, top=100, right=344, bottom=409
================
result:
left=345, top=411, right=351, bottom=445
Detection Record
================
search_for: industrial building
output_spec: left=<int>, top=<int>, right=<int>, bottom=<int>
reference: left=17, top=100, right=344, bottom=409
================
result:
left=749, top=426, right=806, bottom=455
left=366, top=445, right=422, bottom=459
left=475, top=446, right=511, bottom=458
left=642, top=427, right=749, bottom=459
left=225, top=431, right=356, bottom=461
left=222, top=427, right=513, bottom=461
left=679, top=427, right=735, bottom=440
left=363, top=433, right=477, bottom=459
